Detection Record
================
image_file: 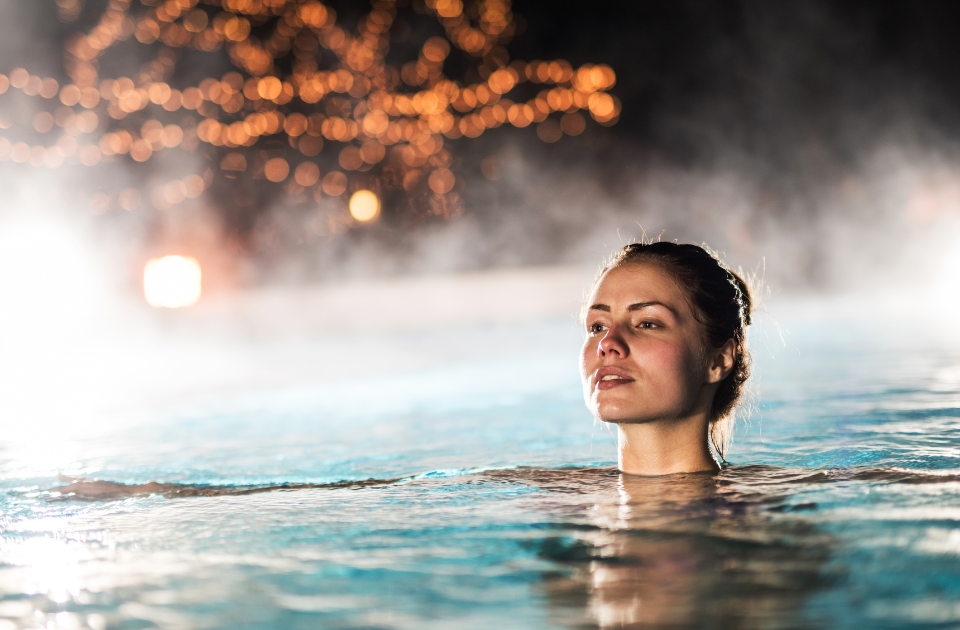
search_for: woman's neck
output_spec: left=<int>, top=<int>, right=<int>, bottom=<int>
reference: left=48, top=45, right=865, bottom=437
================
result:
left=616, top=416, right=719, bottom=476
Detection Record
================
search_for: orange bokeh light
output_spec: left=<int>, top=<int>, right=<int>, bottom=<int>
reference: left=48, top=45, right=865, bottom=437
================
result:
left=0, top=0, right=618, bottom=229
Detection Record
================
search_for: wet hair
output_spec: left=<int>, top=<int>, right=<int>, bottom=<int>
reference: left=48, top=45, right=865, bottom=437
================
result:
left=589, top=241, right=753, bottom=460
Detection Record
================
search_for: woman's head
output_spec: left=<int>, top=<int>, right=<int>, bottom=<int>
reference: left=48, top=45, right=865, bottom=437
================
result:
left=579, top=242, right=752, bottom=457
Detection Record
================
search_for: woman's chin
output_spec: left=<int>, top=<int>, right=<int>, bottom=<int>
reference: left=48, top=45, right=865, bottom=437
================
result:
left=592, top=402, right=643, bottom=424
left=593, top=397, right=675, bottom=424
left=590, top=390, right=642, bottom=423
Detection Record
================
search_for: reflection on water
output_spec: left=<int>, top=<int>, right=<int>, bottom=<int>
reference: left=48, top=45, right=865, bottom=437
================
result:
left=3, top=305, right=960, bottom=629
left=509, top=467, right=836, bottom=629
left=3, top=461, right=960, bottom=629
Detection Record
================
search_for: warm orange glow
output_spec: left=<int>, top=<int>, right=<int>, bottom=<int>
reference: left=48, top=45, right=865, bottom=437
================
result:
left=0, top=0, right=618, bottom=227
left=264, top=157, right=289, bottom=182
left=294, top=162, right=320, bottom=186
left=560, top=112, right=586, bottom=136
left=322, top=171, right=347, bottom=196
left=349, top=190, right=380, bottom=222
left=536, top=120, right=562, bottom=143
left=33, top=112, right=54, bottom=133
left=428, top=168, right=455, bottom=194
left=143, top=255, right=202, bottom=308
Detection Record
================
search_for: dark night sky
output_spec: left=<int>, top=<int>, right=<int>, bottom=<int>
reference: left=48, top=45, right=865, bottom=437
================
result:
left=509, top=0, right=960, bottom=168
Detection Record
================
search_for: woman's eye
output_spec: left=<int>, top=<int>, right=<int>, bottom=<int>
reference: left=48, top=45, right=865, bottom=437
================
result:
left=638, top=321, right=658, bottom=329
left=588, top=323, right=605, bottom=333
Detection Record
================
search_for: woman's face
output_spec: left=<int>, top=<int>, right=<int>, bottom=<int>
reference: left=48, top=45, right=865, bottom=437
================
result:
left=580, top=262, right=717, bottom=424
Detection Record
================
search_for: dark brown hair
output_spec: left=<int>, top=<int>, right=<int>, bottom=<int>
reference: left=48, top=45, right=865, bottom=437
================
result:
left=592, top=241, right=753, bottom=459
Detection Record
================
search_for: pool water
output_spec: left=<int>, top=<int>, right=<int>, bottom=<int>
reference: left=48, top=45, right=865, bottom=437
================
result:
left=2, top=298, right=960, bottom=629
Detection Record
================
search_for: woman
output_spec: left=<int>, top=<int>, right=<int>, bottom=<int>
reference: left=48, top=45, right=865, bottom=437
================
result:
left=55, top=241, right=750, bottom=499
left=580, top=241, right=752, bottom=475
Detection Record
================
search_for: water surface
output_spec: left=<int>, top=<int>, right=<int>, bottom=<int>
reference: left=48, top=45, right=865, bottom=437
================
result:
left=2, top=301, right=960, bottom=629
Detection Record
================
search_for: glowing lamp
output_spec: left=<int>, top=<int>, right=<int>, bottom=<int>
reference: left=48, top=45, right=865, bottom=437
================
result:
left=143, top=255, right=202, bottom=308
left=349, top=190, right=380, bottom=222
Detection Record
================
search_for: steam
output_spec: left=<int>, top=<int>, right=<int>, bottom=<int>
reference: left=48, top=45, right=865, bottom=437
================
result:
left=5, top=0, right=960, bottom=438
left=239, top=0, right=960, bottom=290
left=4, top=1, right=960, bottom=294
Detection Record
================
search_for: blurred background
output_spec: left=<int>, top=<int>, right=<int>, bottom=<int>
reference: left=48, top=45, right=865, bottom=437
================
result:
left=4, top=0, right=960, bottom=431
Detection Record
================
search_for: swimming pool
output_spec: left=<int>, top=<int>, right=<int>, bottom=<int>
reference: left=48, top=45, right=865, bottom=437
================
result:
left=2, top=294, right=960, bottom=629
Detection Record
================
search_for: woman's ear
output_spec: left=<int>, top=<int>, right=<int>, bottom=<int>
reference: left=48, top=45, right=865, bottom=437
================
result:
left=706, top=339, right=737, bottom=384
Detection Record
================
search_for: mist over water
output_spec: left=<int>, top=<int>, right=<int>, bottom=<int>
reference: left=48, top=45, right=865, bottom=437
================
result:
left=2, top=1, right=960, bottom=435
left=3, top=0, right=960, bottom=407
left=4, top=1, right=960, bottom=295
left=3, top=5, right=959, bottom=454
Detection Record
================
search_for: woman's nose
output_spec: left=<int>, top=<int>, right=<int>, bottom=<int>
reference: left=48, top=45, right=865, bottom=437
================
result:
left=598, top=327, right=628, bottom=358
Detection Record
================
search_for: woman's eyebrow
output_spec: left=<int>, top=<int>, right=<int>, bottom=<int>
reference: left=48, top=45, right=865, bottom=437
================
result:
left=588, top=304, right=611, bottom=312
left=627, top=301, right=676, bottom=314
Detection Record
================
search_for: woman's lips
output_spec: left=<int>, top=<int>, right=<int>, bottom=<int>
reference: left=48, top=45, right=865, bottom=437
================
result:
left=595, top=368, right=635, bottom=390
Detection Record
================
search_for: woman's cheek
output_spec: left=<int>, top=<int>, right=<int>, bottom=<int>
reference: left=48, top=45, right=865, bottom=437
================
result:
left=639, top=339, right=679, bottom=373
left=640, top=340, right=689, bottom=395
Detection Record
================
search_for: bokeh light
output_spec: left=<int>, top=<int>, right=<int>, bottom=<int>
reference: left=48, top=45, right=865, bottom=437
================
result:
left=143, top=255, right=202, bottom=308
left=0, top=0, right=618, bottom=235
left=322, top=171, right=347, bottom=196
left=349, top=190, right=380, bottom=222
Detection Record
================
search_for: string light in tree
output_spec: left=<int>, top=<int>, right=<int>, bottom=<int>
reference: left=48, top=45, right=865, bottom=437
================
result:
left=0, top=0, right=619, bottom=228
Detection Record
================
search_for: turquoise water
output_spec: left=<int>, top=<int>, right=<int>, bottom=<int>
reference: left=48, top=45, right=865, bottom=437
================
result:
left=2, top=304, right=960, bottom=629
